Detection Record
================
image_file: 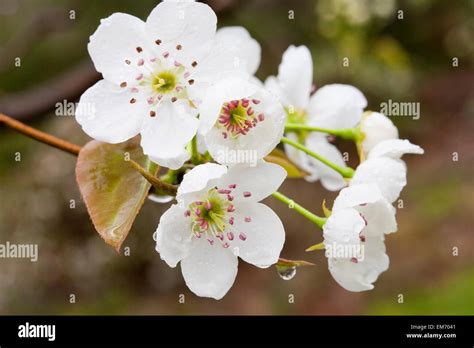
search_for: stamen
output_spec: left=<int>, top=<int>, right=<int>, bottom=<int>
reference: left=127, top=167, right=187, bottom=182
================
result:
left=162, top=51, right=170, bottom=58
left=136, top=47, right=143, bottom=53
left=184, top=210, right=191, bottom=217
left=218, top=189, right=231, bottom=194
left=131, top=87, right=139, bottom=93
left=137, top=58, right=144, bottom=66
left=188, top=79, right=194, bottom=85
left=227, top=232, right=234, bottom=240
left=227, top=194, right=234, bottom=201
left=252, top=99, right=261, bottom=104
left=184, top=72, right=190, bottom=79
left=150, top=111, right=156, bottom=117
left=125, top=59, right=131, bottom=65
left=129, top=98, right=136, bottom=104
left=228, top=184, right=237, bottom=189
left=120, top=82, right=127, bottom=88
left=147, top=97, right=154, bottom=105
left=155, top=39, right=162, bottom=45
left=229, top=217, right=234, bottom=225
left=350, top=257, right=358, bottom=264
left=239, top=232, right=247, bottom=241
left=223, top=242, right=230, bottom=249
left=176, top=44, right=182, bottom=50
left=359, top=213, right=368, bottom=226
left=136, top=73, right=143, bottom=81
left=207, top=239, right=214, bottom=246
left=258, top=113, right=265, bottom=122
left=171, top=97, right=177, bottom=103
left=205, top=202, right=212, bottom=210
left=359, top=235, right=366, bottom=242
left=243, top=191, right=252, bottom=198
left=227, top=205, right=235, bottom=213
left=191, top=61, right=198, bottom=67
left=244, top=217, right=252, bottom=223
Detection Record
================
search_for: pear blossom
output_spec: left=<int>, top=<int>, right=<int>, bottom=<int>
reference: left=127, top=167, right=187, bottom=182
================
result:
left=323, top=183, right=396, bottom=291
left=199, top=78, right=285, bottom=166
left=359, top=112, right=398, bottom=156
left=265, top=45, right=367, bottom=190
left=76, top=0, right=260, bottom=169
left=351, top=139, right=424, bottom=203
left=154, top=161, right=286, bottom=299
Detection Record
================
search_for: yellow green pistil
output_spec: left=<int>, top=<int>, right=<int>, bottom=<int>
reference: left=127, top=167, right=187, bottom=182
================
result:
left=218, top=98, right=265, bottom=139
left=285, top=106, right=308, bottom=142
left=152, top=71, right=177, bottom=94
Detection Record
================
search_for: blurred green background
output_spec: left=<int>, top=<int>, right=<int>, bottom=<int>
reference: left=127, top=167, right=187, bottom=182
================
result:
left=0, top=0, right=473, bottom=314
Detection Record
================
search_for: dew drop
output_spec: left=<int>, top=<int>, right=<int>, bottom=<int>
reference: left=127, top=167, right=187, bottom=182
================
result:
left=277, top=266, right=296, bottom=281
left=152, top=231, right=158, bottom=241
left=148, top=193, right=174, bottom=203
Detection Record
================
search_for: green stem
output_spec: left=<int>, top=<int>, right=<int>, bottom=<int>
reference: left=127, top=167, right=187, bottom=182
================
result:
left=280, top=136, right=354, bottom=178
left=190, top=135, right=200, bottom=165
left=285, top=123, right=360, bottom=141
left=272, top=191, right=326, bottom=229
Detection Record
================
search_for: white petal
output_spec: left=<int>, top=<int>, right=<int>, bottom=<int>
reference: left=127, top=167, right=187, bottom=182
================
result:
left=181, top=237, right=238, bottom=299
left=305, top=134, right=347, bottom=191
left=204, top=88, right=286, bottom=165
left=328, top=236, right=389, bottom=292
left=351, top=157, right=407, bottom=203
left=360, top=112, right=398, bottom=155
left=155, top=204, right=193, bottom=267
left=230, top=202, right=285, bottom=268
left=307, top=84, right=367, bottom=129
left=217, top=161, right=287, bottom=203
left=368, top=139, right=424, bottom=160
left=323, top=208, right=365, bottom=248
left=140, top=101, right=198, bottom=169
left=177, top=163, right=227, bottom=203
left=198, top=78, right=258, bottom=135
left=75, top=80, right=144, bottom=143
left=88, top=13, right=150, bottom=84
left=145, top=1, right=216, bottom=59
left=264, top=75, right=286, bottom=103
left=215, top=26, right=261, bottom=74
left=277, top=45, right=313, bottom=109
left=333, top=184, right=397, bottom=236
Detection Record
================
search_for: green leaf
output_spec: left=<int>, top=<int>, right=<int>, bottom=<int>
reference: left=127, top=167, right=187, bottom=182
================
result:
left=276, top=257, right=315, bottom=268
left=75, top=137, right=158, bottom=252
left=265, top=149, right=308, bottom=178
left=322, top=199, right=332, bottom=217
left=305, top=242, right=325, bottom=252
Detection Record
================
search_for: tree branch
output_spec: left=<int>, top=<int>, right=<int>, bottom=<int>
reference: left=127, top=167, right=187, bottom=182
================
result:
left=0, top=113, right=177, bottom=195
left=0, top=113, right=81, bottom=155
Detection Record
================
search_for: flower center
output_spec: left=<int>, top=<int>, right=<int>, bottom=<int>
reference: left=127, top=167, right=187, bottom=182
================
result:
left=151, top=71, right=177, bottom=94
left=120, top=41, right=199, bottom=117
left=217, top=98, right=265, bottom=139
left=183, top=184, right=254, bottom=248
left=189, top=189, right=229, bottom=236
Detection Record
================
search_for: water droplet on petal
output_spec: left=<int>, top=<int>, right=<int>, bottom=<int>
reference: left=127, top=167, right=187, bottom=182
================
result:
left=277, top=266, right=296, bottom=280
left=152, top=231, right=158, bottom=241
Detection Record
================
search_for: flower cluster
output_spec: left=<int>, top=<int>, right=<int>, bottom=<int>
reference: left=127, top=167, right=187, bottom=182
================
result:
left=76, top=0, right=423, bottom=299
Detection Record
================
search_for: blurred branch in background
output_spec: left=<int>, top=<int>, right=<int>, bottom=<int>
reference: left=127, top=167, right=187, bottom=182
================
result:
left=0, top=60, right=99, bottom=121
